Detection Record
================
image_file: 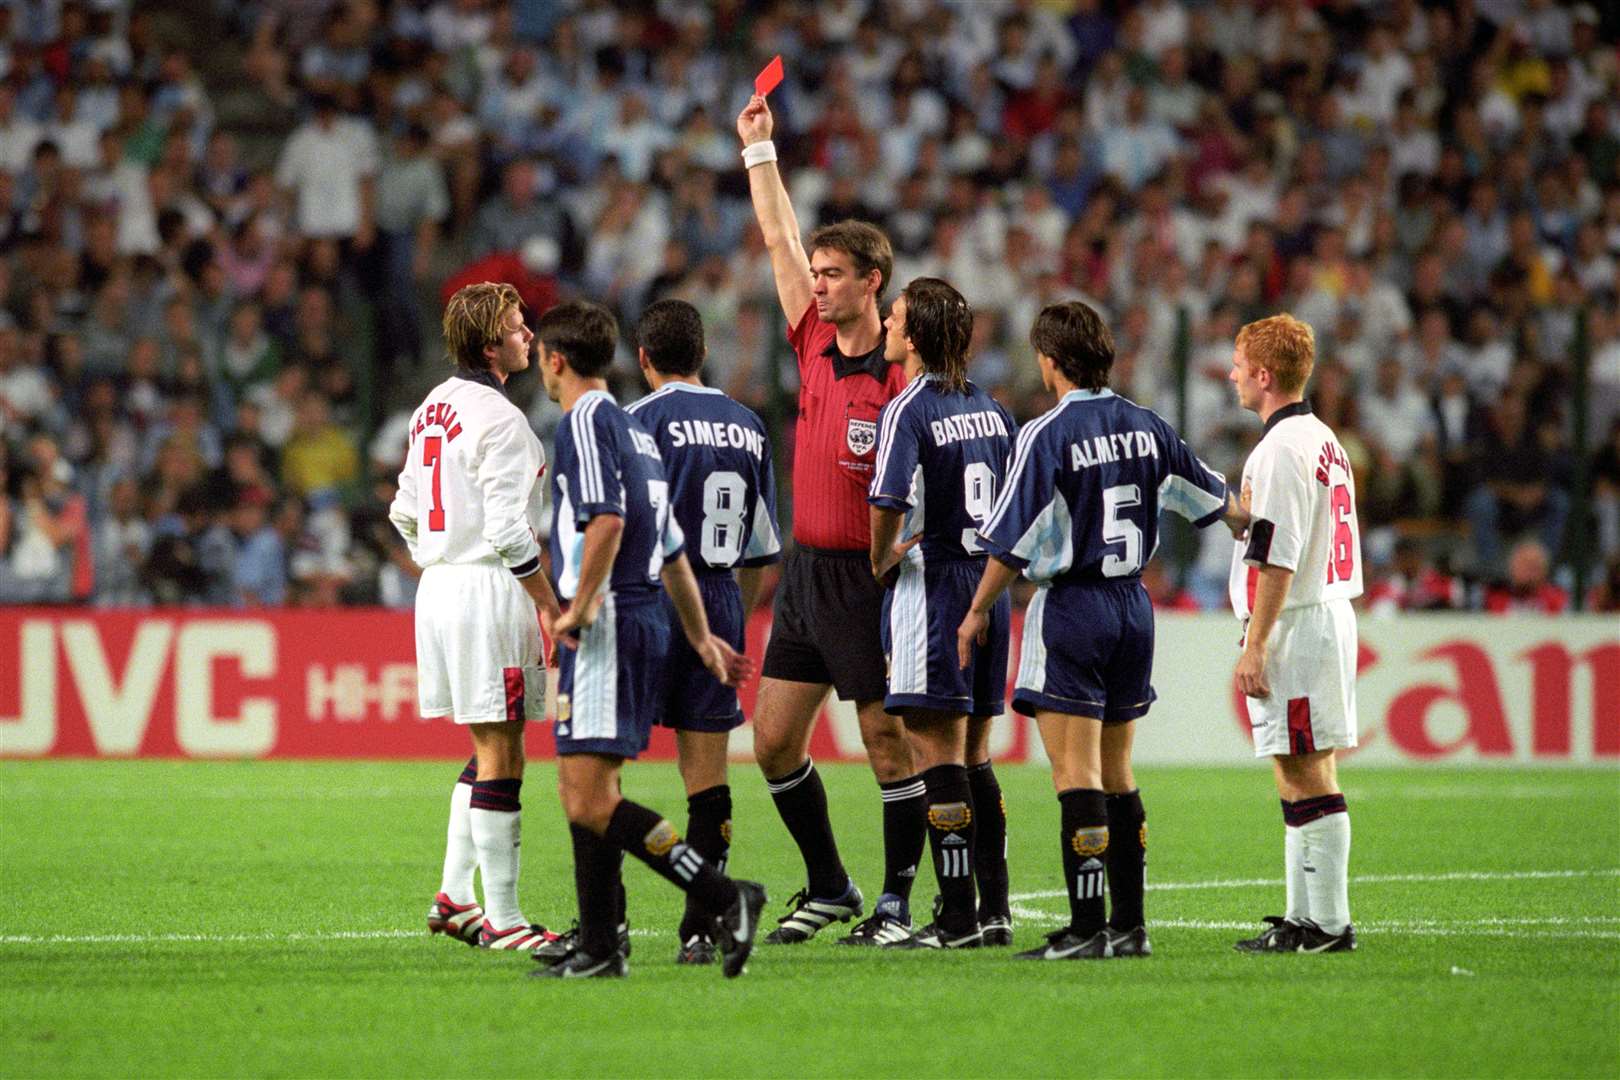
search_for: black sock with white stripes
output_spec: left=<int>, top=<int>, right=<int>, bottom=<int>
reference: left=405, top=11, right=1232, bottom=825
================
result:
left=605, top=799, right=738, bottom=917
left=678, top=785, right=732, bottom=941
left=968, top=761, right=1009, bottom=920
left=1058, top=788, right=1109, bottom=937
left=766, top=759, right=849, bottom=899
left=880, top=774, right=928, bottom=905
left=569, top=823, right=622, bottom=958
left=1105, top=790, right=1147, bottom=931
left=921, top=765, right=977, bottom=934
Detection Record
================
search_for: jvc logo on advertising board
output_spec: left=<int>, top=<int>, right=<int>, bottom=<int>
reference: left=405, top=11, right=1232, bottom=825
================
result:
left=0, top=619, right=275, bottom=757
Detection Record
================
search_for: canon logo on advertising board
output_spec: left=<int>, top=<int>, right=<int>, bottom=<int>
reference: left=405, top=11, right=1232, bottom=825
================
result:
left=0, top=610, right=1615, bottom=764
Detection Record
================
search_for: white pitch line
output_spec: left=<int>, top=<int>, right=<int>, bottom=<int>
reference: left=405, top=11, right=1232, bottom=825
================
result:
left=1009, top=866, right=1620, bottom=902
left=5, top=869, right=1616, bottom=947
left=1001, top=912, right=1620, bottom=940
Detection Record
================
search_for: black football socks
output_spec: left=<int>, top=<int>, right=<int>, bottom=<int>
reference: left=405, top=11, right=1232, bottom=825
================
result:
left=678, top=784, right=732, bottom=941
left=766, top=759, right=850, bottom=899
left=922, top=764, right=977, bottom=933
left=1058, top=788, right=1108, bottom=936
left=1105, top=789, right=1147, bottom=931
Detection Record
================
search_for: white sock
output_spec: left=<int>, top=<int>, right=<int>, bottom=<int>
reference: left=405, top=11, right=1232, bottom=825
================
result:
left=470, top=806, right=526, bottom=930
left=438, top=782, right=477, bottom=905
left=1301, top=811, right=1352, bottom=934
left=1284, top=825, right=1309, bottom=924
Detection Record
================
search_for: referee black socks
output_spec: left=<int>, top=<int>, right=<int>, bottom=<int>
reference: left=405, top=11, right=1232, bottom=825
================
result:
left=606, top=799, right=739, bottom=918
left=921, top=765, right=977, bottom=934
left=968, top=760, right=1010, bottom=921
left=766, top=759, right=850, bottom=899
left=1058, top=788, right=1108, bottom=936
left=1105, top=790, right=1147, bottom=931
left=679, top=784, right=732, bottom=941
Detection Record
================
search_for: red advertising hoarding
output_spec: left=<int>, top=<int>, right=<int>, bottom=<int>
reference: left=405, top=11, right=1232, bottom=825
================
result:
left=1, top=608, right=1615, bottom=764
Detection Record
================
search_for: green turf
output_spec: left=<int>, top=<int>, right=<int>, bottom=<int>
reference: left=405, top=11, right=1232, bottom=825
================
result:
left=2, top=761, right=1616, bottom=1079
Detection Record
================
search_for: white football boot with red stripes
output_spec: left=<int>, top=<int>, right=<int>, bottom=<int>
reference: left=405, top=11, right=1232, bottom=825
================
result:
left=478, top=922, right=563, bottom=952
left=427, top=893, right=486, bottom=946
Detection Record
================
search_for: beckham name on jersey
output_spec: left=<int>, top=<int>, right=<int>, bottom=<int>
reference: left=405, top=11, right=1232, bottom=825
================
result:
left=665, top=418, right=768, bottom=460
left=1070, top=429, right=1160, bottom=471
left=410, top=401, right=464, bottom=443
left=929, top=409, right=1010, bottom=448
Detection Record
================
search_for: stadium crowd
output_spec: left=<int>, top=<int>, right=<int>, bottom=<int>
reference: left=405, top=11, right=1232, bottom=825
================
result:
left=0, top=0, right=1616, bottom=612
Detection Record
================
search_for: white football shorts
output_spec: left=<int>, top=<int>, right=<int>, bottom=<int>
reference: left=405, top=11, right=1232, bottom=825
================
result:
left=1245, top=597, right=1358, bottom=757
left=414, top=561, right=546, bottom=724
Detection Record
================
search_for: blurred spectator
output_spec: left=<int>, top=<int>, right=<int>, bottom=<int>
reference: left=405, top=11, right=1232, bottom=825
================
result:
left=273, top=94, right=378, bottom=249
left=1365, top=537, right=1464, bottom=615
left=280, top=390, right=359, bottom=500
left=1463, top=391, right=1569, bottom=575
left=1483, top=539, right=1570, bottom=614
left=144, top=486, right=233, bottom=606
left=227, top=487, right=286, bottom=606
left=91, top=475, right=152, bottom=607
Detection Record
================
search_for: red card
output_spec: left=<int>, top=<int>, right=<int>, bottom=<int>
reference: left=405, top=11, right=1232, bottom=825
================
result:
left=754, top=54, right=784, bottom=97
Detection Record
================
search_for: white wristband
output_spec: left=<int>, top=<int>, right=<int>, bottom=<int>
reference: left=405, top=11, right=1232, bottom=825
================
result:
left=741, top=140, right=778, bottom=169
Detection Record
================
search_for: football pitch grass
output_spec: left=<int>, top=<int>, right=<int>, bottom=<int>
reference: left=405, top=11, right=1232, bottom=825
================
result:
left=2, top=761, right=1616, bottom=1079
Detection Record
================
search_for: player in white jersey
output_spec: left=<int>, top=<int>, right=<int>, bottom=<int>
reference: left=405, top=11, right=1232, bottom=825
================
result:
left=389, top=282, right=565, bottom=953
left=1227, top=314, right=1360, bottom=954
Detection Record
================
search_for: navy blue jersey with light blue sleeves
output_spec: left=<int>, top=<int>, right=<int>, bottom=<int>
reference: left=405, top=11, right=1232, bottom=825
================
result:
left=625, top=382, right=782, bottom=573
left=978, top=389, right=1227, bottom=584
left=867, top=375, right=1017, bottom=563
left=549, top=389, right=684, bottom=602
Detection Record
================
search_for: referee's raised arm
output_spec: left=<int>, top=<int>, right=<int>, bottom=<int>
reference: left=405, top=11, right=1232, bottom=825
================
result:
left=738, top=94, right=813, bottom=324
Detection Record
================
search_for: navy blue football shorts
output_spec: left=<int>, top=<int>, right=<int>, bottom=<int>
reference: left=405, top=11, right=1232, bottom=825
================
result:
left=555, top=591, right=670, bottom=758
left=881, top=557, right=1010, bottom=719
left=1011, top=578, right=1156, bottom=724
left=658, top=571, right=746, bottom=733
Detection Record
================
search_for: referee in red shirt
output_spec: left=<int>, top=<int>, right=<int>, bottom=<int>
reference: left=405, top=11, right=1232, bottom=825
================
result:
left=738, top=93, right=928, bottom=946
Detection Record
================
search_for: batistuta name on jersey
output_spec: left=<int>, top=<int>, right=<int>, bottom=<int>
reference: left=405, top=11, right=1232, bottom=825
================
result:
left=664, top=418, right=767, bottom=460
left=929, top=409, right=1010, bottom=448
left=1070, top=429, right=1160, bottom=470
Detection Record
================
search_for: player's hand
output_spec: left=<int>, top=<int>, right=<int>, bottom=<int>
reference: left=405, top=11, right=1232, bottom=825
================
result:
left=699, top=635, right=755, bottom=688
left=1234, top=645, right=1270, bottom=699
left=551, top=595, right=601, bottom=644
left=539, top=606, right=561, bottom=666
left=956, top=609, right=989, bottom=671
left=737, top=94, right=774, bottom=146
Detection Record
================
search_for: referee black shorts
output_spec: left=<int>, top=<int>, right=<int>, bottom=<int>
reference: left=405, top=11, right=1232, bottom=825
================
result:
left=762, top=544, right=888, bottom=703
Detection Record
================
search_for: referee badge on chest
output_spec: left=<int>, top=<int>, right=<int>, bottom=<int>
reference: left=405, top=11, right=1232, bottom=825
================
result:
left=846, top=417, right=877, bottom=457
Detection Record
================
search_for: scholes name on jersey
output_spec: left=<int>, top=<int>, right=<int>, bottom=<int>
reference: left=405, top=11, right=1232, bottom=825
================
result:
left=1070, top=430, right=1159, bottom=471
left=1315, top=440, right=1350, bottom=486
left=665, top=418, right=766, bottom=460
left=929, top=409, right=1011, bottom=449
left=411, top=402, right=463, bottom=443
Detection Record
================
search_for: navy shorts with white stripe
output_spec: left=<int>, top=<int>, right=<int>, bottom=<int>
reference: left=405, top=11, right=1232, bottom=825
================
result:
left=554, top=591, right=672, bottom=758
left=881, top=558, right=1010, bottom=718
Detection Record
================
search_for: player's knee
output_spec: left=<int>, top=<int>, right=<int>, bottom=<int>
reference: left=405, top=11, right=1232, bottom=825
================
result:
left=863, top=730, right=914, bottom=780
left=1101, top=758, right=1135, bottom=793
left=558, top=784, right=611, bottom=832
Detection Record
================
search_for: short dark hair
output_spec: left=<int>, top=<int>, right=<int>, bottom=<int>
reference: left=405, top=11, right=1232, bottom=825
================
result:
left=808, top=219, right=893, bottom=298
left=536, top=299, right=618, bottom=378
left=1030, top=301, right=1114, bottom=391
left=636, top=299, right=704, bottom=377
left=901, top=277, right=972, bottom=393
